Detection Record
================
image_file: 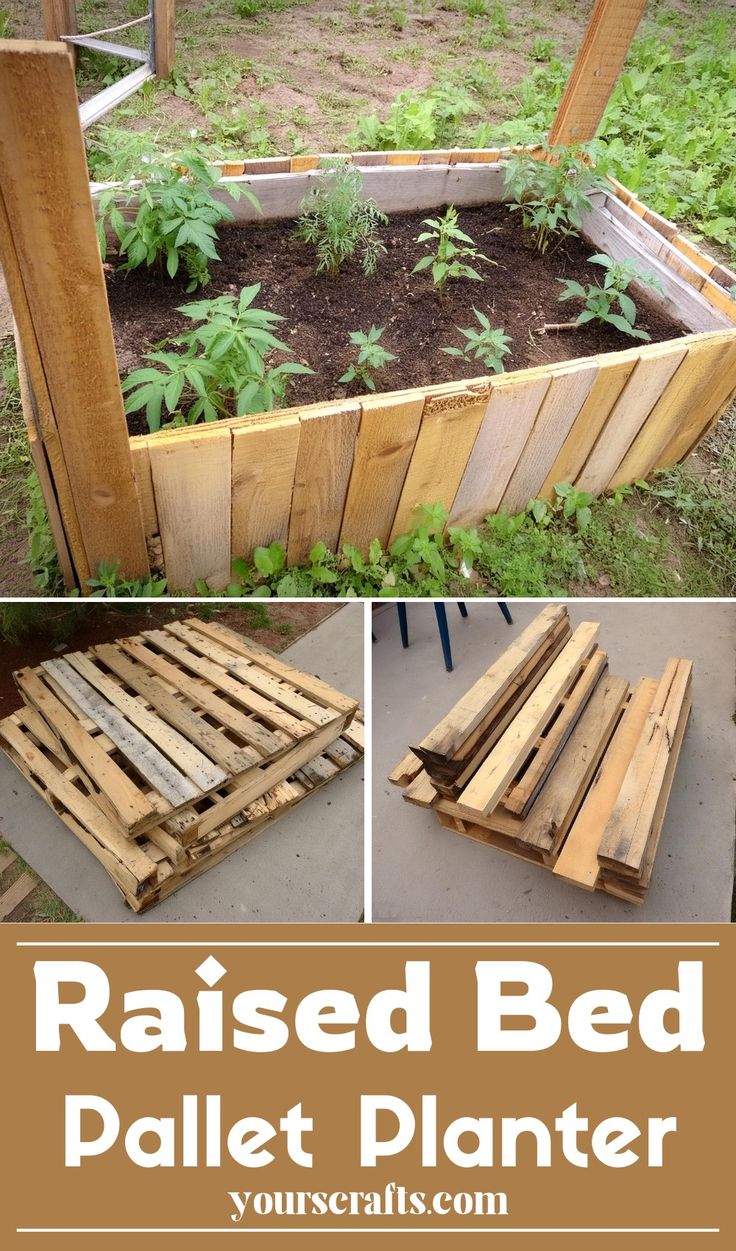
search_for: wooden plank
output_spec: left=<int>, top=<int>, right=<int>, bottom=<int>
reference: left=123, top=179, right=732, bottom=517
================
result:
left=15, top=666, right=158, bottom=834
left=152, top=0, right=175, bottom=78
left=629, top=695, right=691, bottom=891
left=619, top=334, right=736, bottom=479
left=0, top=849, right=18, bottom=875
left=456, top=622, right=601, bottom=818
left=500, top=362, right=599, bottom=514
left=130, top=441, right=158, bottom=538
left=41, top=0, right=77, bottom=65
left=402, top=769, right=439, bottom=810
left=515, top=674, right=629, bottom=851
left=553, top=677, right=659, bottom=890
left=449, top=373, right=551, bottom=526
left=597, top=659, right=693, bottom=875
left=538, top=351, right=639, bottom=496
left=287, top=403, right=360, bottom=565
left=0, top=43, right=149, bottom=580
left=148, top=426, right=231, bottom=592
left=339, top=393, right=425, bottom=552
left=577, top=343, right=687, bottom=496
left=416, top=605, right=569, bottom=761
left=504, top=647, right=608, bottom=816
left=548, top=0, right=647, bottom=145
left=0, top=871, right=37, bottom=920
left=183, top=617, right=358, bottom=717
left=231, top=415, right=300, bottom=558
left=388, top=750, right=424, bottom=788
left=41, top=658, right=204, bottom=807
left=390, top=387, right=490, bottom=541
left=92, top=644, right=258, bottom=777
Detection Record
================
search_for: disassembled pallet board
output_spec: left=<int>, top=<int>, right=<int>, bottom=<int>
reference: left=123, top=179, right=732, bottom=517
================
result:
left=390, top=606, right=692, bottom=904
left=0, top=617, right=362, bottom=912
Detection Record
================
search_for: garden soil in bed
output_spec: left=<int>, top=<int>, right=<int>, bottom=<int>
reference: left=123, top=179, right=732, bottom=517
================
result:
left=106, top=204, right=689, bottom=437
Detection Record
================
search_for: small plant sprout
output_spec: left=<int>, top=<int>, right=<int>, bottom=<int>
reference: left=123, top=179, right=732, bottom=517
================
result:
left=412, top=206, right=493, bottom=299
left=557, top=253, right=664, bottom=340
left=441, top=309, right=511, bottom=374
left=339, top=326, right=396, bottom=392
left=503, top=145, right=606, bottom=254
left=296, top=159, right=388, bottom=276
left=122, top=284, right=314, bottom=431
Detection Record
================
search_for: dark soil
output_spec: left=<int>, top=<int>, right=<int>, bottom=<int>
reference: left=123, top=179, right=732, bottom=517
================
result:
left=105, top=204, right=689, bottom=437
left=0, top=602, right=340, bottom=717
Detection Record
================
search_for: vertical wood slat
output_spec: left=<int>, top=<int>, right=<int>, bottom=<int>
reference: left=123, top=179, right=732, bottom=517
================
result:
left=499, top=361, right=599, bottom=514
left=339, top=393, right=425, bottom=552
left=148, top=428, right=232, bottom=592
left=152, top=0, right=176, bottom=78
left=449, top=373, right=551, bottom=527
left=286, top=403, right=361, bottom=565
left=0, top=42, right=149, bottom=581
left=577, top=342, right=688, bottom=496
left=129, top=442, right=158, bottom=539
left=389, top=388, right=490, bottom=542
left=231, top=415, right=300, bottom=558
left=614, top=335, right=736, bottom=484
left=548, top=0, right=648, bottom=146
left=41, top=0, right=77, bottom=65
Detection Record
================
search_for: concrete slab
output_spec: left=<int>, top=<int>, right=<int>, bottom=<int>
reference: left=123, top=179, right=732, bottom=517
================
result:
left=372, top=600, right=736, bottom=922
left=0, top=606, right=365, bottom=922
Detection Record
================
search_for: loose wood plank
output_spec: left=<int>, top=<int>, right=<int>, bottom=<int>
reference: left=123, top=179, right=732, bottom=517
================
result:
left=0, top=871, right=37, bottom=920
left=231, top=414, right=300, bottom=558
left=15, top=666, right=157, bottom=834
left=548, top=0, right=647, bottom=145
left=388, top=750, right=424, bottom=788
left=457, top=622, right=600, bottom=818
left=553, top=677, right=659, bottom=890
left=287, top=403, right=360, bottom=565
left=339, top=393, right=425, bottom=552
left=148, top=426, right=232, bottom=592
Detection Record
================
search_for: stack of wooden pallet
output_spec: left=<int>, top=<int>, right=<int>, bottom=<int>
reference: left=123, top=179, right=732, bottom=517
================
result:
left=0, top=617, right=362, bottom=912
left=390, top=605, right=691, bottom=903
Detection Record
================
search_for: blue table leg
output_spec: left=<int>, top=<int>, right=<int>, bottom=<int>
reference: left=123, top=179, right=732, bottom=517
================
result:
left=498, top=600, right=513, bottom=625
left=457, top=601, right=468, bottom=619
left=434, top=603, right=453, bottom=672
left=397, top=602, right=409, bottom=649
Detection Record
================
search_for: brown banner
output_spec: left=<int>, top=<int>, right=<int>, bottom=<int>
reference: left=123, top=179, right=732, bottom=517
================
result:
left=0, top=922, right=733, bottom=1250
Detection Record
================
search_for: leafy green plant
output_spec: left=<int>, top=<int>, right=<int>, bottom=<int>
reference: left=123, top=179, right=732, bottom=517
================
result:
left=412, top=206, right=492, bottom=298
left=339, top=327, right=396, bottom=392
left=503, top=145, right=607, bottom=253
left=348, top=81, right=475, bottom=151
left=295, top=160, right=388, bottom=275
left=95, top=147, right=260, bottom=291
left=531, top=37, right=556, bottom=61
left=441, top=309, right=511, bottom=373
left=85, top=563, right=169, bottom=598
left=465, top=0, right=489, bottom=16
left=122, top=284, right=313, bottom=430
left=558, top=253, right=663, bottom=340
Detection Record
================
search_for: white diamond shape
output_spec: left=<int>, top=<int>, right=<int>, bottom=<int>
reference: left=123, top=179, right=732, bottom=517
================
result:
left=196, top=955, right=227, bottom=987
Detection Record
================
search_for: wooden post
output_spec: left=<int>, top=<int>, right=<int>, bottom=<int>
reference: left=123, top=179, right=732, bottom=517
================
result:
left=548, top=0, right=647, bottom=147
left=0, top=42, right=150, bottom=586
left=152, top=0, right=175, bottom=79
left=41, top=0, right=77, bottom=65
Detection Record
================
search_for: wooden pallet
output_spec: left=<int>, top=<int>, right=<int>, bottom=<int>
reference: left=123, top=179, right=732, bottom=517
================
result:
left=11, top=616, right=357, bottom=840
left=390, top=614, right=692, bottom=904
left=0, top=706, right=363, bottom=913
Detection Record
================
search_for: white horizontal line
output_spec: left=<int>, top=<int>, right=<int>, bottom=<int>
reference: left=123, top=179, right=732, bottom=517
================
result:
left=16, top=1229, right=721, bottom=1235
left=16, top=942, right=719, bottom=948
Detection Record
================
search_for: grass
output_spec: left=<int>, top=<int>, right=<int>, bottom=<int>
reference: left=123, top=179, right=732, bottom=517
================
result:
left=0, top=836, right=82, bottom=923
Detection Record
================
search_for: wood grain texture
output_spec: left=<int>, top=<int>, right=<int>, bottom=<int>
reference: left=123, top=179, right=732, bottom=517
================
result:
left=0, top=43, right=149, bottom=580
left=577, top=343, right=687, bottom=495
left=548, top=0, right=647, bottom=145
left=148, top=426, right=232, bottom=591
left=499, top=361, right=599, bottom=514
left=449, top=373, right=551, bottom=526
left=231, top=415, right=300, bottom=557
left=129, top=440, right=158, bottom=538
left=152, top=0, right=175, bottom=78
left=339, top=393, right=425, bottom=552
left=390, top=388, right=490, bottom=541
left=645, top=335, right=736, bottom=471
left=287, top=403, right=360, bottom=565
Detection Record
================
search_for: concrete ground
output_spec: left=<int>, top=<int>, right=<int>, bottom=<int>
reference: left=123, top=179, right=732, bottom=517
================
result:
left=0, top=606, right=365, bottom=922
left=372, top=600, right=736, bottom=923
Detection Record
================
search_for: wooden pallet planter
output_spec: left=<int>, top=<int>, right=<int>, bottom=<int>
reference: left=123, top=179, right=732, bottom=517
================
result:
left=0, top=617, right=362, bottom=911
left=390, top=607, right=692, bottom=904
left=1, top=3, right=736, bottom=590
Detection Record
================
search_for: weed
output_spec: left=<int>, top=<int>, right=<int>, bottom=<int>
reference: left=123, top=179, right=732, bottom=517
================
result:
left=349, top=80, right=475, bottom=151
left=339, top=327, right=397, bottom=392
left=531, top=37, right=556, bottom=61
left=95, top=146, right=258, bottom=291
left=465, top=0, right=490, bottom=17
left=441, top=309, right=511, bottom=373
left=85, top=562, right=170, bottom=597
left=504, top=145, right=607, bottom=253
left=413, top=207, right=492, bottom=299
left=122, top=284, right=313, bottom=430
left=558, top=253, right=663, bottom=340
left=296, top=160, right=388, bottom=276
